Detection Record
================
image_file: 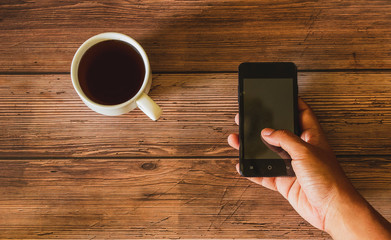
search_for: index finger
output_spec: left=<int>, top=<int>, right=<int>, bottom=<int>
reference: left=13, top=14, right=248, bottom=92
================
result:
left=298, top=97, right=322, bottom=132
left=298, top=98, right=332, bottom=150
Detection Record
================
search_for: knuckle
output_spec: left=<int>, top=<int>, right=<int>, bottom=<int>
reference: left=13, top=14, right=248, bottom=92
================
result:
left=274, top=129, right=313, bottom=155
left=298, top=145, right=312, bottom=155
left=296, top=144, right=313, bottom=156
left=276, top=129, right=293, bottom=137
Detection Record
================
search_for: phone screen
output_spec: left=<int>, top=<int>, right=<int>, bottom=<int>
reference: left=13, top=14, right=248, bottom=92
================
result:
left=243, top=78, right=294, bottom=159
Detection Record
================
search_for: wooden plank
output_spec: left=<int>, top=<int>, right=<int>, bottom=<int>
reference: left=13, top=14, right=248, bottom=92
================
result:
left=1, top=0, right=391, bottom=72
left=1, top=72, right=391, bottom=157
left=0, top=157, right=389, bottom=239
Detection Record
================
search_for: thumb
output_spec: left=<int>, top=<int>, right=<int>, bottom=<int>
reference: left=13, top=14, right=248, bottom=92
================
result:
left=261, top=128, right=309, bottom=159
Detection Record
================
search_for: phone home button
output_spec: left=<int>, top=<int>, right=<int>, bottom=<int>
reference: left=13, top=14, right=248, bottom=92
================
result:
left=267, top=165, right=273, bottom=171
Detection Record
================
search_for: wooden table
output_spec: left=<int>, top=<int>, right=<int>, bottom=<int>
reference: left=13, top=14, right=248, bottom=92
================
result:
left=1, top=1, right=391, bottom=239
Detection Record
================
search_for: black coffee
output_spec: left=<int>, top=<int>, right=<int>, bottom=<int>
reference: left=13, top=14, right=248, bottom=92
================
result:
left=78, top=40, right=145, bottom=105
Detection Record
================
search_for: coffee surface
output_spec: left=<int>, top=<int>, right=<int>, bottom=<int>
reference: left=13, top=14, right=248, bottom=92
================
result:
left=78, top=40, right=145, bottom=105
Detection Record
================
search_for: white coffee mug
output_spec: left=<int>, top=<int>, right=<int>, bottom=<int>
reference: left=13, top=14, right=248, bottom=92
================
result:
left=71, top=32, right=162, bottom=121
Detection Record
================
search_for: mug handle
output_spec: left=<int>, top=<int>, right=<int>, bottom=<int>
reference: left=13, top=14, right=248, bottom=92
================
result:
left=136, top=93, right=162, bottom=121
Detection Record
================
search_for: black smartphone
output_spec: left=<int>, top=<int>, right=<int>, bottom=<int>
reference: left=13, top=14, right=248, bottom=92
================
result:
left=238, top=62, right=300, bottom=177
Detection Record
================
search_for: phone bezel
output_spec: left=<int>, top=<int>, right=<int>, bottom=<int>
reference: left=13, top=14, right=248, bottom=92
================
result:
left=238, top=62, right=299, bottom=177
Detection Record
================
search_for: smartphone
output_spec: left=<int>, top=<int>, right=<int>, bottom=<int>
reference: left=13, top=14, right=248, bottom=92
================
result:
left=238, top=62, right=300, bottom=177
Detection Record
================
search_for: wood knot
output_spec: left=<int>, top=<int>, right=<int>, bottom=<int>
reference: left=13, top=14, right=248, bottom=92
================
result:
left=141, top=162, right=156, bottom=170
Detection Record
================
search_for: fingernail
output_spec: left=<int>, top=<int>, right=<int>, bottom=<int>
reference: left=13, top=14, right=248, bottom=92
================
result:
left=262, top=128, right=275, bottom=136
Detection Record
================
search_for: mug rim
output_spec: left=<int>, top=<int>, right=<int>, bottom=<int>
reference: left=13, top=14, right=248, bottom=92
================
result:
left=70, top=32, right=151, bottom=109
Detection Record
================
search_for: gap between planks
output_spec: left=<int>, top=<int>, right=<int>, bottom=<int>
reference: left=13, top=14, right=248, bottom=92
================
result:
left=1, top=154, right=391, bottom=161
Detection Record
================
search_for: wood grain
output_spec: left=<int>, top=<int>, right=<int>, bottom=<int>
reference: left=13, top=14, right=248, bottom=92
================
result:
left=1, top=72, right=391, bottom=158
left=2, top=1, right=391, bottom=238
left=0, top=157, right=389, bottom=239
left=1, top=0, right=391, bottom=72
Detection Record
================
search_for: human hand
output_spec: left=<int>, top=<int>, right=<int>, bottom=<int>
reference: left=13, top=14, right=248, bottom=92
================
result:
left=227, top=98, right=391, bottom=239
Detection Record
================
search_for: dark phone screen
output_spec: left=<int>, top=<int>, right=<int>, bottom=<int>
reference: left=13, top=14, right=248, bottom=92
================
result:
left=243, top=78, right=294, bottom=159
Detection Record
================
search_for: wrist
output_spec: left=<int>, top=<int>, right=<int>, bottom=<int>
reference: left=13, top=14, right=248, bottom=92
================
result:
left=325, top=186, right=366, bottom=238
left=325, top=185, right=391, bottom=240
